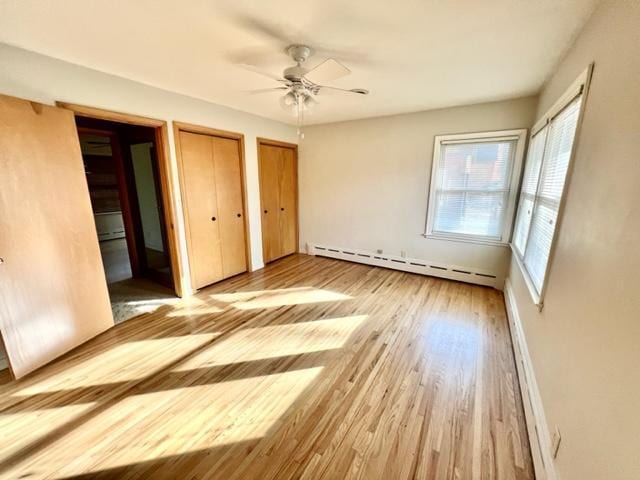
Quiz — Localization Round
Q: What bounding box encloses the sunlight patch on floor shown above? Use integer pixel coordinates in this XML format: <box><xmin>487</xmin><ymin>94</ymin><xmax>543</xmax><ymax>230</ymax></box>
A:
<box><xmin>173</xmin><ymin>315</ymin><xmax>368</xmax><ymax>372</ymax></box>
<box><xmin>123</xmin><ymin>297</ymin><xmax>182</xmax><ymax>316</ymax></box>
<box><xmin>15</xmin><ymin>334</ymin><xmax>219</xmax><ymax>395</ymax></box>
<box><xmin>167</xmin><ymin>306</ymin><xmax>224</xmax><ymax>317</ymax></box>
<box><xmin>210</xmin><ymin>286</ymin><xmax>351</xmax><ymax>310</ymax></box>
<box><xmin>0</xmin><ymin>402</ymin><xmax>97</xmax><ymax>463</ymax></box>
<box><xmin>108</xmin><ymin>278</ymin><xmax>179</xmax><ymax>324</ymax></box>
<box><xmin>14</xmin><ymin>368</ymin><xmax>324</xmax><ymax>479</ymax></box>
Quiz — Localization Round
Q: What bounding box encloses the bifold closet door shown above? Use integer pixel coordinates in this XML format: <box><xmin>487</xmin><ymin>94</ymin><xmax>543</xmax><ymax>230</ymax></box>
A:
<box><xmin>278</xmin><ymin>146</ymin><xmax>297</xmax><ymax>256</ymax></box>
<box><xmin>0</xmin><ymin>94</ymin><xmax>114</xmax><ymax>379</ymax></box>
<box><xmin>259</xmin><ymin>142</ymin><xmax>298</xmax><ymax>263</ymax></box>
<box><xmin>259</xmin><ymin>144</ymin><xmax>282</xmax><ymax>263</ymax></box>
<box><xmin>178</xmin><ymin>131</ymin><xmax>224</xmax><ymax>289</ymax></box>
<box><xmin>212</xmin><ymin>137</ymin><xmax>247</xmax><ymax>278</ymax></box>
<box><xmin>178</xmin><ymin>130</ymin><xmax>247</xmax><ymax>290</ymax></box>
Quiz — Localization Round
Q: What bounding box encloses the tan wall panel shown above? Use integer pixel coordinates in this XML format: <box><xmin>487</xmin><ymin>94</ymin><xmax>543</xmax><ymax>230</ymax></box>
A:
<box><xmin>0</xmin><ymin>94</ymin><xmax>113</xmax><ymax>378</ymax></box>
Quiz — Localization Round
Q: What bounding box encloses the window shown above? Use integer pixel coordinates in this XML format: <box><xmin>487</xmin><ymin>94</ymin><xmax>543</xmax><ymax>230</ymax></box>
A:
<box><xmin>512</xmin><ymin>66</ymin><xmax>591</xmax><ymax>305</ymax></box>
<box><xmin>425</xmin><ymin>130</ymin><xmax>527</xmax><ymax>245</ymax></box>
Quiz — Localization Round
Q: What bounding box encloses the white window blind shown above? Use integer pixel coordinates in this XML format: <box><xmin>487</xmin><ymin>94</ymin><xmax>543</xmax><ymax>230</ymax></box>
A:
<box><xmin>512</xmin><ymin>127</ymin><xmax>547</xmax><ymax>254</ymax></box>
<box><xmin>426</xmin><ymin>130</ymin><xmax>526</xmax><ymax>245</ymax></box>
<box><xmin>512</xmin><ymin>94</ymin><xmax>583</xmax><ymax>299</ymax></box>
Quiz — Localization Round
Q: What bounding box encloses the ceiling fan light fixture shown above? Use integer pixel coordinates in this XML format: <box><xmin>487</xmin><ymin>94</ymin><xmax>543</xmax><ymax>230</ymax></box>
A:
<box><xmin>303</xmin><ymin>94</ymin><xmax>317</xmax><ymax>111</ymax></box>
<box><xmin>243</xmin><ymin>44</ymin><xmax>370</xmax><ymax>137</ymax></box>
<box><xmin>279</xmin><ymin>94</ymin><xmax>298</xmax><ymax>116</ymax></box>
<box><xmin>238</xmin><ymin>43</ymin><xmax>369</xmax><ymax>133</ymax></box>
<box><xmin>282</xmin><ymin>91</ymin><xmax>296</xmax><ymax>106</ymax></box>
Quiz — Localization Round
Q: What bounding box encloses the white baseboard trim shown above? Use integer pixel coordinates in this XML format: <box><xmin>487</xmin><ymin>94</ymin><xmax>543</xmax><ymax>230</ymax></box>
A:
<box><xmin>308</xmin><ymin>243</ymin><xmax>502</xmax><ymax>288</ymax></box>
<box><xmin>504</xmin><ymin>279</ymin><xmax>557</xmax><ymax>480</ymax></box>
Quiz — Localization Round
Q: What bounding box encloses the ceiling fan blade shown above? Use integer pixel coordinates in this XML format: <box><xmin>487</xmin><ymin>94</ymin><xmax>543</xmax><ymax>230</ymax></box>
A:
<box><xmin>305</xmin><ymin>58</ymin><xmax>351</xmax><ymax>84</ymax></box>
<box><xmin>317</xmin><ymin>85</ymin><xmax>369</xmax><ymax>95</ymax></box>
<box><xmin>238</xmin><ymin>63</ymin><xmax>286</xmax><ymax>83</ymax></box>
<box><xmin>246</xmin><ymin>87</ymin><xmax>288</xmax><ymax>95</ymax></box>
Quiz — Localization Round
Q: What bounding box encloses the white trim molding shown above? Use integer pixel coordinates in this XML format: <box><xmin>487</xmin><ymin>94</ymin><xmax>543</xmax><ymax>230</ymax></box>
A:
<box><xmin>504</xmin><ymin>279</ymin><xmax>557</xmax><ymax>480</ymax></box>
<box><xmin>509</xmin><ymin>64</ymin><xmax>594</xmax><ymax>309</ymax></box>
<box><xmin>510</xmin><ymin>245</ymin><xmax>542</xmax><ymax>307</ymax></box>
<box><xmin>309</xmin><ymin>243</ymin><xmax>503</xmax><ymax>288</ymax></box>
<box><xmin>425</xmin><ymin>129</ymin><xmax>528</xmax><ymax>246</ymax></box>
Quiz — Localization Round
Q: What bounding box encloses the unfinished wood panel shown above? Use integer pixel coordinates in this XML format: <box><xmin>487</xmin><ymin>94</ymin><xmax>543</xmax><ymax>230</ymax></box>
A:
<box><xmin>0</xmin><ymin>94</ymin><xmax>113</xmax><ymax>379</ymax></box>
<box><xmin>259</xmin><ymin>144</ymin><xmax>282</xmax><ymax>263</ymax></box>
<box><xmin>178</xmin><ymin>131</ymin><xmax>223</xmax><ymax>289</ymax></box>
<box><xmin>212</xmin><ymin>136</ymin><xmax>247</xmax><ymax>278</ymax></box>
<box><xmin>278</xmin><ymin>146</ymin><xmax>297</xmax><ymax>257</ymax></box>
<box><xmin>0</xmin><ymin>255</ymin><xmax>534</xmax><ymax>479</ymax></box>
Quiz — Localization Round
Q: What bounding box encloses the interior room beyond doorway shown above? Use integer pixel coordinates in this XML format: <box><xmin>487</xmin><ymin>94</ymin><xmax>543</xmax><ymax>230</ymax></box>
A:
<box><xmin>77</xmin><ymin>116</ymin><xmax>178</xmax><ymax>323</ymax></box>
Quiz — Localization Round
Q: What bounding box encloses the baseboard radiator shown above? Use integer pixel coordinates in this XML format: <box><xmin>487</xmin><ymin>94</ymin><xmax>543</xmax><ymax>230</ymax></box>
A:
<box><xmin>309</xmin><ymin>243</ymin><xmax>500</xmax><ymax>288</ymax></box>
<box><xmin>504</xmin><ymin>279</ymin><xmax>555</xmax><ymax>480</ymax></box>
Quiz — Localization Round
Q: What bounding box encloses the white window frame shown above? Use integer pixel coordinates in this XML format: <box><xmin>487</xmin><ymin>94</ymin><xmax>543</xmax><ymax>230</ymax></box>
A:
<box><xmin>511</xmin><ymin>65</ymin><xmax>593</xmax><ymax>308</ymax></box>
<box><xmin>424</xmin><ymin>129</ymin><xmax>528</xmax><ymax>246</ymax></box>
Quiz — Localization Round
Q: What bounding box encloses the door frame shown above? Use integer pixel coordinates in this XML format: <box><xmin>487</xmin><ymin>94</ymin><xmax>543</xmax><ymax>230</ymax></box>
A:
<box><xmin>257</xmin><ymin>137</ymin><xmax>299</xmax><ymax>263</ymax></box>
<box><xmin>57</xmin><ymin>102</ymin><xmax>185</xmax><ymax>297</ymax></box>
<box><xmin>173</xmin><ymin>121</ymin><xmax>251</xmax><ymax>284</ymax></box>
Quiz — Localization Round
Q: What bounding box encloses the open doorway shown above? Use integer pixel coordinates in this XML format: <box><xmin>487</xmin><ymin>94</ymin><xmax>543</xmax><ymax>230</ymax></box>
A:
<box><xmin>77</xmin><ymin>116</ymin><xmax>179</xmax><ymax>323</ymax></box>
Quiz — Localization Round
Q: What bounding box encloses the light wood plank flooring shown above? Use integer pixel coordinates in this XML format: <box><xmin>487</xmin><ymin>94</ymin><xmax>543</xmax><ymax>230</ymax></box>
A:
<box><xmin>0</xmin><ymin>254</ymin><xmax>534</xmax><ymax>479</ymax></box>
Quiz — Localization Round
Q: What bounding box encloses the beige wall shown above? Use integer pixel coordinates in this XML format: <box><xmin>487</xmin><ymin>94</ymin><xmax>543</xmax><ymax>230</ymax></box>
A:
<box><xmin>299</xmin><ymin>96</ymin><xmax>537</xmax><ymax>280</ymax></box>
<box><xmin>507</xmin><ymin>1</ymin><xmax>640</xmax><ymax>479</ymax></box>
<box><xmin>0</xmin><ymin>43</ymin><xmax>298</xmax><ymax>294</ymax></box>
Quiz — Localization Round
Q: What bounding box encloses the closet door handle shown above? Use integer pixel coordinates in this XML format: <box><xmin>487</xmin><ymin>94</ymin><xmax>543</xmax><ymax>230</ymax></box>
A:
<box><xmin>264</xmin><ymin>209</ymin><xmax>268</xmax><ymax>214</ymax></box>
<box><xmin>211</xmin><ymin>216</ymin><xmax>216</xmax><ymax>221</ymax></box>
<box><xmin>237</xmin><ymin>213</ymin><xmax>242</xmax><ymax>218</ymax></box>
<box><xmin>280</xmin><ymin>207</ymin><xmax>285</xmax><ymax>211</ymax></box>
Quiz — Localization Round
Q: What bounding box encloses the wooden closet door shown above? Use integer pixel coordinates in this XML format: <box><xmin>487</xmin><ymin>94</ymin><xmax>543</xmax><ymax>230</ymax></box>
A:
<box><xmin>259</xmin><ymin>144</ymin><xmax>282</xmax><ymax>263</ymax></box>
<box><xmin>178</xmin><ymin>131</ymin><xmax>223</xmax><ymax>289</ymax></box>
<box><xmin>212</xmin><ymin>137</ymin><xmax>247</xmax><ymax>278</ymax></box>
<box><xmin>0</xmin><ymin>94</ymin><xmax>113</xmax><ymax>379</ymax></box>
<box><xmin>279</xmin><ymin>147</ymin><xmax>298</xmax><ymax>257</ymax></box>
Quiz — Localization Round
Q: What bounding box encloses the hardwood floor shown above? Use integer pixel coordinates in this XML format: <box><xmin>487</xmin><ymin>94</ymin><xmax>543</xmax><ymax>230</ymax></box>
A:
<box><xmin>0</xmin><ymin>254</ymin><xmax>534</xmax><ymax>479</ymax></box>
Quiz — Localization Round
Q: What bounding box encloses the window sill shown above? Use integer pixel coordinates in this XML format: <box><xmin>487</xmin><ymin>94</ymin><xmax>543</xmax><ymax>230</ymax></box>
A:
<box><xmin>422</xmin><ymin>233</ymin><xmax>510</xmax><ymax>247</ymax></box>
<box><xmin>509</xmin><ymin>244</ymin><xmax>544</xmax><ymax>310</ymax></box>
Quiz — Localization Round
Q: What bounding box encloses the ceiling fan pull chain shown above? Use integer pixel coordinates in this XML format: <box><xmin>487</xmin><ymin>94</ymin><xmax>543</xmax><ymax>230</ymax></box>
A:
<box><xmin>297</xmin><ymin>94</ymin><xmax>305</xmax><ymax>139</ymax></box>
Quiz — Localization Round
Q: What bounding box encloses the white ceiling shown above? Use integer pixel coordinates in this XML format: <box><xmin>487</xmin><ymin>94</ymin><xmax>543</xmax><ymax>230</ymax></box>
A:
<box><xmin>0</xmin><ymin>0</ymin><xmax>599</xmax><ymax>125</ymax></box>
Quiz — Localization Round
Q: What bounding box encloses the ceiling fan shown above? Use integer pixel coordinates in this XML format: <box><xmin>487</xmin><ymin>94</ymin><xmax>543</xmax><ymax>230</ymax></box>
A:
<box><xmin>242</xmin><ymin>44</ymin><xmax>369</xmax><ymax>136</ymax></box>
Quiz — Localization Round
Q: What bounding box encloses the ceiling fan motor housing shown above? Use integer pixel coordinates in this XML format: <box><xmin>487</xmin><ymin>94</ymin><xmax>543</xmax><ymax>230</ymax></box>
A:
<box><xmin>244</xmin><ymin>43</ymin><xmax>368</xmax><ymax>130</ymax></box>
<box><xmin>284</xmin><ymin>45</ymin><xmax>314</xmax><ymax>82</ymax></box>
<box><xmin>283</xmin><ymin>65</ymin><xmax>308</xmax><ymax>82</ymax></box>
<box><xmin>287</xmin><ymin>44</ymin><xmax>313</xmax><ymax>64</ymax></box>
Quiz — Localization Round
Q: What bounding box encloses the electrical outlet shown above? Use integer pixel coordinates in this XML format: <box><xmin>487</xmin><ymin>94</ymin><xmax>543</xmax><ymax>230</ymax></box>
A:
<box><xmin>400</xmin><ymin>250</ymin><xmax>407</xmax><ymax>258</ymax></box>
<box><xmin>376</xmin><ymin>249</ymin><xmax>383</xmax><ymax>254</ymax></box>
<box><xmin>551</xmin><ymin>427</ymin><xmax>562</xmax><ymax>458</ymax></box>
